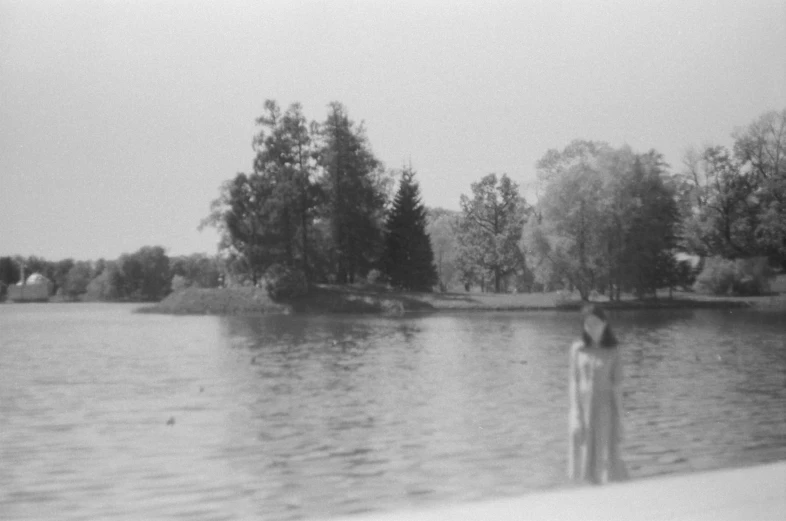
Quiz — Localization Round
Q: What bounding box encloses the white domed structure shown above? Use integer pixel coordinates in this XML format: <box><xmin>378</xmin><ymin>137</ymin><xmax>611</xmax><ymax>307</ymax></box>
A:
<box><xmin>25</xmin><ymin>273</ymin><xmax>50</xmax><ymax>286</ymax></box>
<box><xmin>8</xmin><ymin>272</ymin><xmax>52</xmax><ymax>302</ymax></box>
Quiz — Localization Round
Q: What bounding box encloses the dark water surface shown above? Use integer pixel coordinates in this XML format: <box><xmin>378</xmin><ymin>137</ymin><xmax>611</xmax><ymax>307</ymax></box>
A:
<box><xmin>1</xmin><ymin>303</ymin><xmax>784</xmax><ymax>520</ymax></box>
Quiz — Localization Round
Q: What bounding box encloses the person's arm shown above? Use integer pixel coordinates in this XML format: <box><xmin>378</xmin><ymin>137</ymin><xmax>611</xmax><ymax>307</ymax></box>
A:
<box><xmin>569</xmin><ymin>342</ymin><xmax>584</xmax><ymax>439</ymax></box>
<box><xmin>611</xmin><ymin>349</ymin><xmax>625</xmax><ymax>442</ymax></box>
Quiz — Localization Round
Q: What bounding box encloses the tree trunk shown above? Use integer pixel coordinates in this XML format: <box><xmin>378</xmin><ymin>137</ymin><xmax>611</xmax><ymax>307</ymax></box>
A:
<box><xmin>301</xmin><ymin>214</ymin><xmax>309</xmax><ymax>284</ymax></box>
<box><xmin>299</xmin><ymin>177</ymin><xmax>309</xmax><ymax>284</ymax></box>
<box><xmin>296</xmin><ymin>143</ymin><xmax>310</xmax><ymax>286</ymax></box>
<box><xmin>284</xmin><ymin>208</ymin><xmax>293</xmax><ymax>266</ymax></box>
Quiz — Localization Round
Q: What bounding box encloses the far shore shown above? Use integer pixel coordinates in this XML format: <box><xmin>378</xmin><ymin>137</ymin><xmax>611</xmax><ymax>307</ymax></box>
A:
<box><xmin>135</xmin><ymin>284</ymin><xmax>786</xmax><ymax>316</ymax></box>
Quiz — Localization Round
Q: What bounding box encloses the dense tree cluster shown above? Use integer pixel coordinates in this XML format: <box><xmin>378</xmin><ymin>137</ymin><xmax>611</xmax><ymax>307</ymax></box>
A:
<box><xmin>202</xmin><ymin>100</ymin><xmax>434</xmax><ymax>292</ymax></box>
<box><xmin>434</xmin><ymin>109</ymin><xmax>784</xmax><ymax>297</ymax></box>
<box><xmin>675</xmin><ymin>109</ymin><xmax>785</xmax><ymax>267</ymax></box>
<box><xmin>523</xmin><ymin>142</ymin><xmax>680</xmax><ymax>299</ymax></box>
<box><xmin>200</xmin><ymin>101</ymin><xmax>319</xmax><ymax>286</ymax></box>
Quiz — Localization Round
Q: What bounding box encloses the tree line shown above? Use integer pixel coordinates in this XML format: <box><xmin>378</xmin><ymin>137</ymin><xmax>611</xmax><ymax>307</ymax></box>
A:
<box><xmin>0</xmin><ymin>249</ymin><xmax>220</xmax><ymax>302</ymax></box>
<box><xmin>432</xmin><ymin>108</ymin><xmax>784</xmax><ymax>298</ymax></box>
<box><xmin>3</xmin><ymin>106</ymin><xmax>781</xmax><ymax>301</ymax></box>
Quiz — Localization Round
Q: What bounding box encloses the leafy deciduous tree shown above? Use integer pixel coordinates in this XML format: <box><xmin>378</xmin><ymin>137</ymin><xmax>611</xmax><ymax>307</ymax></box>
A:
<box><xmin>201</xmin><ymin>172</ymin><xmax>282</xmax><ymax>285</ymax></box>
<box><xmin>733</xmin><ymin>108</ymin><xmax>786</xmax><ymax>267</ymax></box>
<box><xmin>169</xmin><ymin>253</ymin><xmax>221</xmax><ymax>288</ymax></box>
<box><xmin>455</xmin><ymin>173</ymin><xmax>528</xmax><ymax>293</ymax></box>
<box><xmin>426</xmin><ymin>208</ymin><xmax>460</xmax><ymax>291</ymax></box>
<box><xmin>526</xmin><ymin>141</ymin><xmax>608</xmax><ymax>299</ymax></box>
<box><xmin>0</xmin><ymin>256</ymin><xmax>21</xmax><ymax>286</ymax></box>
<box><xmin>526</xmin><ymin>142</ymin><xmax>680</xmax><ymax>299</ymax></box>
<box><xmin>64</xmin><ymin>261</ymin><xmax>92</xmax><ymax>300</ymax></box>
<box><xmin>116</xmin><ymin>246</ymin><xmax>171</xmax><ymax>301</ymax></box>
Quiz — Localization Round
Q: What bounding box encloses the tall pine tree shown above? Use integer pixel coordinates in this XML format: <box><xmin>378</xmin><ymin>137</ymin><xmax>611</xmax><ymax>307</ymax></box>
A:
<box><xmin>317</xmin><ymin>102</ymin><xmax>386</xmax><ymax>283</ymax></box>
<box><xmin>202</xmin><ymin>100</ymin><xmax>317</xmax><ymax>285</ymax></box>
<box><xmin>253</xmin><ymin>100</ymin><xmax>316</xmax><ymax>280</ymax></box>
<box><xmin>383</xmin><ymin>167</ymin><xmax>438</xmax><ymax>291</ymax></box>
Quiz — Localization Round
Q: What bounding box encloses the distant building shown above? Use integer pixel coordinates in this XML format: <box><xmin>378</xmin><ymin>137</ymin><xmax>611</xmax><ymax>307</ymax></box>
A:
<box><xmin>675</xmin><ymin>252</ymin><xmax>701</xmax><ymax>269</ymax></box>
<box><xmin>8</xmin><ymin>273</ymin><xmax>52</xmax><ymax>302</ymax></box>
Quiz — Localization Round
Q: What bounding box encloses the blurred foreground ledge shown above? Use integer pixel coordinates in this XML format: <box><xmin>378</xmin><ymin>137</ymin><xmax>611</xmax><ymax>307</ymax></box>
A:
<box><xmin>322</xmin><ymin>461</ymin><xmax>786</xmax><ymax>521</ymax></box>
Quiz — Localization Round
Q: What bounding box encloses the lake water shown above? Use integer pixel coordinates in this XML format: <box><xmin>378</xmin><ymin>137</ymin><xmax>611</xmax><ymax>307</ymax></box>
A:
<box><xmin>1</xmin><ymin>303</ymin><xmax>784</xmax><ymax>520</ymax></box>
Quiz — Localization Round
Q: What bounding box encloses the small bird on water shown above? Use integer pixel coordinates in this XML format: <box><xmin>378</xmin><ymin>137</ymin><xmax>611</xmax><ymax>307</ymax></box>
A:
<box><xmin>166</xmin><ymin>416</ymin><xmax>175</xmax><ymax>426</ymax></box>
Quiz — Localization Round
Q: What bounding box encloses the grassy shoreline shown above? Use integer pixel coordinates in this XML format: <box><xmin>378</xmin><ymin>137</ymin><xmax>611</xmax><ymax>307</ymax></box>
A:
<box><xmin>137</xmin><ymin>285</ymin><xmax>785</xmax><ymax>316</ymax></box>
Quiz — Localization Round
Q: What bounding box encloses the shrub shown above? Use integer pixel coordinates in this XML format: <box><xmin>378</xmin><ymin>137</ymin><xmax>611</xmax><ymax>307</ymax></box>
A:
<box><xmin>264</xmin><ymin>264</ymin><xmax>308</xmax><ymax>300</ymax></box>
<box><xmin>694</xmin><ymin>258</ymin><xmax>735</xmax><ymax>295</ymax></box>
<box><xmin>365</xmin><ymin>269</ymin><xmax>384</xmax><ymax>285</ymax></box>
<box><xmin>554</xmin><ymin>289</ymin><xmax>575</xmax><ymax>306</ymax></box>
<box><xmin>352</xmin><ymin>269</ymin><xmax>390</xmax><ymax>292</ymax></box>
<box><xmin>731</xmin><ymin>257</ymin><xmax>772</xmax><ymax>296</ymax></box>
<box><xmin>85</xmin><ymin>269</ymin><xmax>121</xmax><ymax>301</ymax></box>
<box><xmin>170</xmin><ymin>275</ymin><xmax>190</xmax><ymax>292</ymax></box>
<box><xmin>675</xmin><ymin>260</ymin><xmax>697</xmax><ymax>290</ymax></box>
<box><xmin>693</xmin><ymin>256</ymin><xmax>772</xmax><ymax>296</ymax></box>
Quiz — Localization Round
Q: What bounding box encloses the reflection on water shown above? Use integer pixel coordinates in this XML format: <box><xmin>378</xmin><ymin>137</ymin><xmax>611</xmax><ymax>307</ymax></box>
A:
<box><xmin>0</xmin><ymin>304</ymin><xmax>784</xmax><ymax>520</ymax></box>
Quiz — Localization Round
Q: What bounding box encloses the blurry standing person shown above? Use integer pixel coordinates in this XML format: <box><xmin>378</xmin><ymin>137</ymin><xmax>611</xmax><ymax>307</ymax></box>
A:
<box><xmin>568</xmin><ymin>304</ymin><xmax>628</xmax><ymax>484</ymax></box>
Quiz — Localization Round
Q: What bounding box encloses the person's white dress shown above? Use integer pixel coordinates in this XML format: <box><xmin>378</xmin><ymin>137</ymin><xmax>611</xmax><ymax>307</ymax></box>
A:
<box><xmin>568</xmin><ymin>340</ymin><xmax>628</xmax><ymax>484</ymax></box>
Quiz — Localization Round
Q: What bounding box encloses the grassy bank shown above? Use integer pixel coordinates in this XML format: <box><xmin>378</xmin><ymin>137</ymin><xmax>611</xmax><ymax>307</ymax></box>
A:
<box><xmin>138</xmin><ymin>284</ymin><xmax>784</xmax><ymax>316</ymax></box>
<box><xmin>137</xmin><ymin>287</ymin><xmax>290</xmax><ymax>315</ymax></box>
<box><xmin>137</xmin><ymin>285</ymin><xmax>436</xmax><ymax>315</ymax></box>
<box><xmin>382</xmin><ymin>288</ymin><xmax>782</xmax><ymax>311</ymax></box>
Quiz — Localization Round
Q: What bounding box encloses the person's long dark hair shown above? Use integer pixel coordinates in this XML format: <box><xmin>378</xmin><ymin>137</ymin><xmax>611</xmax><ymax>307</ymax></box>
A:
<box><xmin>581</xmin><ymin>304</ymin><xmax>618</xmax><ymax>348</ymax></box>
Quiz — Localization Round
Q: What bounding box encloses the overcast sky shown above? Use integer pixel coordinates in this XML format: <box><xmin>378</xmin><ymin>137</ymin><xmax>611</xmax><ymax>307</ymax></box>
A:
<box><xmin>2</xmin><ymin>0</ymin><xmax>784</xmax><ymax>260</ymax></box>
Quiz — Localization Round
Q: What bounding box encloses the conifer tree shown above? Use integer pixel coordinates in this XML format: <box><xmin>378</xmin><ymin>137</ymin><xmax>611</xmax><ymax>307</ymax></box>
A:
<box><xmin>253</xmin><ymin>100</ymin><xmax>316</xmax><ymax>280</ymax></box>
<box><xmin>383</xmin><ymin>167</ymin><xmax>438</xmax><ymax>291</ymax></box>
<box><xmin>317</xmin><ymin>102</ymin><xmax>387</xmax><ymax>283</ymax></box>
